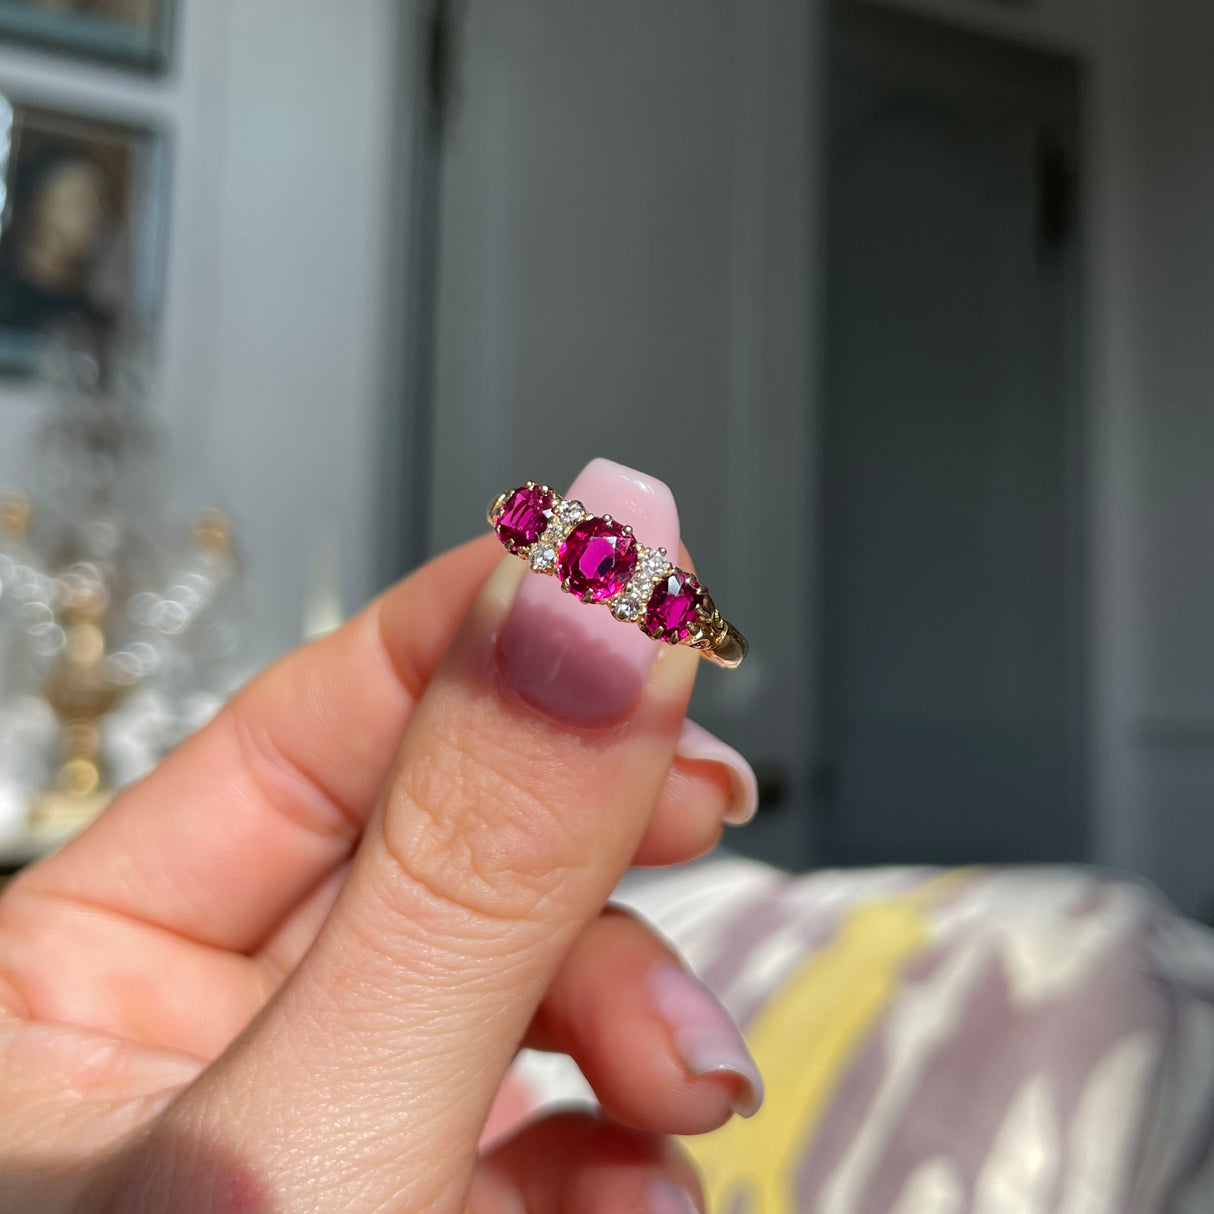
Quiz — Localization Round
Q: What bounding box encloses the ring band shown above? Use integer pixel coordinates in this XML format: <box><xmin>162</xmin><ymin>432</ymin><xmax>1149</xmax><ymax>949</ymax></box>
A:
<box><xmin>488</xmin><ymin>482</ymin><xmax>747</xmax><ymax>669</ymax></box>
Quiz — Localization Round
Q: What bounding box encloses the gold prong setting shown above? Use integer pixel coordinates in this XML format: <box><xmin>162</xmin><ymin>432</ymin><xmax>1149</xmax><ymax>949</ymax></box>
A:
<box><xmin>538</xmin><ymin>497</ymin><xmax>587</xmax><ymax>552</ymax></box>
<box><xmin>529</xmin><ymin>544</ymin><xmax>557</xmax><ymax>573</ymax></box>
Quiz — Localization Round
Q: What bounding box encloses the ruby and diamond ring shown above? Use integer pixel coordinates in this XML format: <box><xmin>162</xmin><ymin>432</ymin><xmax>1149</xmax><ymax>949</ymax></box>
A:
<box><xmin>488</xmin><ymin>482</ymin><xmax>747</xmax><ymax>669</ymax></box>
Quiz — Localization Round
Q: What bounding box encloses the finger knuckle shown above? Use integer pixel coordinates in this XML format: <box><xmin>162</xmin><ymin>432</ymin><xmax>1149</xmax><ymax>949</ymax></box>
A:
<box><xmin>378</xmin><ymin>717</ymin><xmax>590</xmax><ymax>929</ymax></box>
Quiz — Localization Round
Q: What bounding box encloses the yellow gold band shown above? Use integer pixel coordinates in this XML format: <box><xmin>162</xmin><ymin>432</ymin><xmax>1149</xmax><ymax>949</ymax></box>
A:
<box><xmin>489</xmin><ymin>483</ymin><xmax>747</xmax><ymax>670</ymax></box>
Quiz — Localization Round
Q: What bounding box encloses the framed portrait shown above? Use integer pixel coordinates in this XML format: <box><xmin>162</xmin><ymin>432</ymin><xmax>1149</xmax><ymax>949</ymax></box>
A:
<box><xmin>0</xmin><ymin>0</ymin><xmax>174</xmax><ymax>74</ymax></box>
<box><xmin>0</xmin><ymin>96</ymin><xmax>169</xmax><ymax>376</ymax></box>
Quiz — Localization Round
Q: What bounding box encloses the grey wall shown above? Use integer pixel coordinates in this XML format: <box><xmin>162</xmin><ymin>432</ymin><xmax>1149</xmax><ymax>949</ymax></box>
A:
<box><xmin>1110</xmin><ymin>0</ymin><xmax>1214</xmax><ymax>918</ymax></box>
<box><xmin>428</xmin><ymin>0</ymin><xmax>1214</xmax><ymax>914</ymax></box>
<box><xmin>818</xmin><ymin>0</ymin><xmax>1214</xmax><ymax>915</ymax></box>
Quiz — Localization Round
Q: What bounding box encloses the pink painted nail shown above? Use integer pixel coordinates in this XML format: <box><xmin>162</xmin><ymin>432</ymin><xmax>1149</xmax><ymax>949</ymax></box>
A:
<box><xmin>497</xmin><ymin>459</ymin><xmax>681</xmax><ymax>726</ymax></box>
<box><xmin>676</xmin><ymin>720</ymin><xmax>759</xmax><ymax>826</ymax></box>
<box><xmin>645</xmin><ymin>1177</ymin><xmax>700</xmax><ymax>1214</ymax></box>
<box><xmin>647</xmin><ymin>963</ymin><xmax>764</xmax><ymax>1118</ymax></box>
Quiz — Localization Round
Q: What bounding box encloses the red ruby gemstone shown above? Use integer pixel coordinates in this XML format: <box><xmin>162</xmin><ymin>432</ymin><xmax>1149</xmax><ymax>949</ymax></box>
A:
<box><xmin>558</xmin><ymin>518</ymin><xmax>638</xmax><ymax>601</ymax></box>
<box><xmin>643</xmin><ymin>571</ymin><xmax>702</xmax><ymax>642</ymax></box>
<box><xmin>496</xmin><ymin>485</ymin><xmax>554</xmax><ymax>553</ymax></box>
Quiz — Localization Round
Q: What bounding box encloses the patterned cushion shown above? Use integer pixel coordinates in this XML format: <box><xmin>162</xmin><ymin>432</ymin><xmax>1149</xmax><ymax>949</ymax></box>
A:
<box><xmin>488</xmin><ymin>859</ymin><xmax>1214</xmax><ymax>1214</ymax></box>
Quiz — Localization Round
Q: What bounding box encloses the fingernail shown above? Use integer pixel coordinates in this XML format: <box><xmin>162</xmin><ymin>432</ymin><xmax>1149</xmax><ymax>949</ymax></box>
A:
<box><xmin>645</xmin><ymin>1177</ymin><xmax>700</xmax><ymax>1214</ymax></box>
<box><xmin>647</xmin><ymin>963</ymin><xmax>764</xmax><ymax>1118</ymax></box>
<box><xmin>676</xmin><ymin>719</ymin><xmax>759</xmax><ymax>826</ymax></box>
<box><xmin>498</xmin><ymin>458</ymin><xmax>681</xmax><ymax>726</ymax></box>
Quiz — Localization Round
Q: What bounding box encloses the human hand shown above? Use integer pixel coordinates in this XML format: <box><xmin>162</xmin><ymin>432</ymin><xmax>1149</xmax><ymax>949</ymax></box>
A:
<box><xmin>0</xmin><ymin>459</ymin><xmax>761</xmax><ymax>1214</ymax></box>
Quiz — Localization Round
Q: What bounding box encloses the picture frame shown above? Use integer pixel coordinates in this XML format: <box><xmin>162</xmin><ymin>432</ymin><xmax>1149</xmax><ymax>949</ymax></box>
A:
<box><xmin>0</xmin><ymin>0</ymin><xmax>175</xmax><ymax>75</ymax></box>
<box><xmin>0</xmin><ymin>94</ymin><xmax>170</xmax><ymax>376</ymax></box>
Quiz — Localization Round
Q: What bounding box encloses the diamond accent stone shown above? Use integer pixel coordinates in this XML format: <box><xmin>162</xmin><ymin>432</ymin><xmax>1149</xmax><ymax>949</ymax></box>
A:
<box><xmin>611</xmin><ymin>594</ymin><xmax>642</xmax><ymax>622</ymax></box>
<box><xmin>540</xmin><ymin>497</ymin><xmax>588</xmax><ymax>546</ymax></box>
<box><xmin>640</xmin><ymin>547</ymin><xmax>671</xmax><ymax>581</ymax></box>
<box><xmin>529</xmin><ymin>544</ymin><xmax>556</xmax><ymax>572</ymax></box>
<box><xmin>613</xmin><ymin>545</ymin><xmax>672</xmax><ymax>611</ymax></box>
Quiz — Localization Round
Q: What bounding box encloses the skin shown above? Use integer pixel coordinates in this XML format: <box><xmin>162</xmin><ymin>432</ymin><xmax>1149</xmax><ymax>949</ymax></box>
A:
<box><xmin>0</xmin><ymin>532</ymin><xmax>743</xmax><ymax>1214</ymax></box>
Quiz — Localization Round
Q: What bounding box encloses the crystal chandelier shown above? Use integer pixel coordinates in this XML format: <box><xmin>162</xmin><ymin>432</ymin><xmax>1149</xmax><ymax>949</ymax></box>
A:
<box><xmin>0</xmin><ymin>325</ymin><xmax>241</xmax><ymax>852</ymax></box>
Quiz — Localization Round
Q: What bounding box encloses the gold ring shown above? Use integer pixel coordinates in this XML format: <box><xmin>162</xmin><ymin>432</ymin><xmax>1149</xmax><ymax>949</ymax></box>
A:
<box><xmin>488</xmin><ymin>482</ymin><xmax>747</xmax><ymax>669</ymax></box>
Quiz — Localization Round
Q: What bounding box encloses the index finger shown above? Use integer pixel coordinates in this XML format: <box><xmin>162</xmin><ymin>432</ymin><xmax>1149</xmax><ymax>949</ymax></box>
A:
<box><xmin>15</xmin><ymin>534</ymin><xmax>502</xmax><ymax>954</ymax></box>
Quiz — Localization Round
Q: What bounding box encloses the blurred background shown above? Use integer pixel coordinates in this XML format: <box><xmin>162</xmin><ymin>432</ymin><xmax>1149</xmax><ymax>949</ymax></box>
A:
<box><xmin>0</xmin><ymin>0</ymin><xmax>1210</xmax><ymax>923</ymax></box>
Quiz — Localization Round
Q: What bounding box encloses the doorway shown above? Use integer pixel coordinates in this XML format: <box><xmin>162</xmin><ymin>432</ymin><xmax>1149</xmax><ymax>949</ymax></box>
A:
<box><xmin>817</xmin><ymin>2</ymin><xmax>1086</xmax><ymax>866</ymax></box>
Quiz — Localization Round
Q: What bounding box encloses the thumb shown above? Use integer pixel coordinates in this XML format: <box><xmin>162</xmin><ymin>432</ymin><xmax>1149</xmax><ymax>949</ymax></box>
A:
<box><xmin>125</xmin><ymin>460</ymin><xmax>703</xmax><ymax>1214</ymax></box>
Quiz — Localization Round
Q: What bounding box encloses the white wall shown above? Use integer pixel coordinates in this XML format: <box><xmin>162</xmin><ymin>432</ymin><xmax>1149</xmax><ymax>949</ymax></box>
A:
<box><xmin>0</xmin><ymin>0</ymin><xmax>405</xmax><ymax>665</ymax></box>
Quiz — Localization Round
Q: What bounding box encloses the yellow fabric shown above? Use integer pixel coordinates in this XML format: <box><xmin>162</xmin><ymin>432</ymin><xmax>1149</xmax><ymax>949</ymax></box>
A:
<box><xmin>684</xmin><ymin>875</ymin><xmax>966</xmax><ymax>1213</ymax></box>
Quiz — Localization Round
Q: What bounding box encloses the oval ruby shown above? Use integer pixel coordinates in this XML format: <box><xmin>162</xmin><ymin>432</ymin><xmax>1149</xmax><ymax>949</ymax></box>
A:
<box><xmin>558</xmin><ymin>517</ymin><xmax>638</xmax><ymax>601</ymax></box>
<box><xmin>496</xmin><ymin>485</ymin><xmax>554</xmax><ymax>553</ymax></box>
<box><xmin>642</xmin><ymin>571</ymin><xmax>702</xmax><ymax>642</ymax></box>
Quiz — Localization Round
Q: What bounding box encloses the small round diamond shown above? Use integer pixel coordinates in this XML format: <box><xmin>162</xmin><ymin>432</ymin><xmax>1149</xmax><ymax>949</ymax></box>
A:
<box><xmin>530</xmin><ymin>545</ymin><xmax>556</xmax><ymax>572</ymax></box>
<box><xmin>640</xmin><ymin>547</ymin><xmax>670</xmax><ymax>580</ymax></box>
<box><xmin>611</xmin><ymin>594</ymin><xmax>642</xmax><ymax>622</ymax></box>
<box><xmin>642</xmin><ymin>571</ymin><xmax>703</xmax><ymax>642</ymax></box>
<box><xmin>541</xmin><ymin>498</ymin><xmax>588</xmax><ymax>547</ymax></box>
<box><xmin>495</xmin><ymin>485</ymin><xmax>554</xmax><ymax>553</ymax></box>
